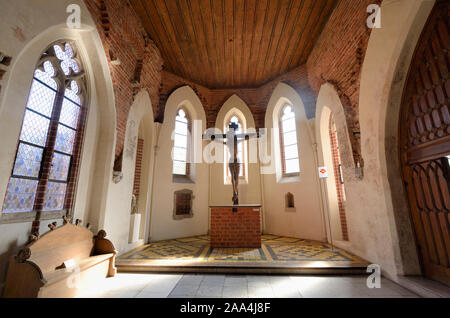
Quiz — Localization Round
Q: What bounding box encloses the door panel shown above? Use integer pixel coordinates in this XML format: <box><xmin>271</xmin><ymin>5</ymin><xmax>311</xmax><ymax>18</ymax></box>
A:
<box><xmin>400</xmin><ymin>0</ymin><xmax>449</xmax><ymax>285</ymax></box>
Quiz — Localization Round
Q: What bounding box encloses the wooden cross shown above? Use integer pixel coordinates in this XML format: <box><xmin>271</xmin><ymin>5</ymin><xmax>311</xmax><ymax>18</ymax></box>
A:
<box><xmin>202</xmin><ymin>123</ymin><xmax>260</xmax><ymax>205</ymax></box>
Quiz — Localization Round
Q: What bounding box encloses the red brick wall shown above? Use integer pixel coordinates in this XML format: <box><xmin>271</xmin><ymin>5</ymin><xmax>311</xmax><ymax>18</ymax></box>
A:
<box><xmin>307</xmin><ymin>0</ymin><xmax>382</xmax><ymax>167</ymax></box>
<box><xmin>329</xmin><ymin>115</ymin><xmax>348</xmax><ymax>241</ymax></box>
<box><xmin>132</xmin><ymin>138</ymin><xmax>144</xmax><ymax>197</ymax></box>
<box><xmin>210</xmin><ymin>207</ymin><xmax>261</xmax><ymax>248</ymax></box>
<box><xmin>83</xmin><ymin>0</ymin><xmax>163</xmax><ymax>170</ymax></box>
<box><xmin>158</xmin><ymin>65</ymin><xmax>317</xmax><ymax>130</ymax></box>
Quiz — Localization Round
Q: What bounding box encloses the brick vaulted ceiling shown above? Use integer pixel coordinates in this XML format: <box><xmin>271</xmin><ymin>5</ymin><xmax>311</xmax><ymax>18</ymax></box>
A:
<box><xmin>130</xmin><ymin>0</ymin><xmax>338</xmax><ymax>89</ymax></box>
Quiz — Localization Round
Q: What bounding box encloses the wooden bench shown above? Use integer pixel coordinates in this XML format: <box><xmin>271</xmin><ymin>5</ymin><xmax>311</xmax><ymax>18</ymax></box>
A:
<box><xmin>3</xmin><ymin>220</ymin><xmax>117</xmax><ymax>298</ymax></box>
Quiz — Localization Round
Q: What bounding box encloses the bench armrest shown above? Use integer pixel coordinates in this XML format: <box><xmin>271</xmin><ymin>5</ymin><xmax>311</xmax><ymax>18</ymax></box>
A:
<box><xmin>93</xmin><ymin>230</ymin><xmax>117</xmax><ymax>277</ymax></box>
<box><xmin>3</xmin><ymin>254</ymin><xmax>46</xmax><ymax>298</ymax></box>
<box><xmin>93</xmin><ymin>230</ymin><xmax>117</xmax><ymax>255</ymax></box>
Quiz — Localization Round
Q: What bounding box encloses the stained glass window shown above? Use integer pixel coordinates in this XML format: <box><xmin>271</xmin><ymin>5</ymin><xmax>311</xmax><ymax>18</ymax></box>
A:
<box><xmin>49</xmin><ymin>153</ymin><xmax>71</xmax><ymax>181</ymax></box>
<box><xmin>60</xmin><ymin>99</ymin><xmax>81</xmax><ymax>129</ymax></box>
<box><xmin>54</xmin><ymin>43</ymin><xmax>80</xmax><ymax>75</ymax></box>
<box><xmin>19</xmin><ymin>110</ymin><xmax>51</xmax><ymax>146</ymax></box>
<box><xmin>280</xmin><ymin>105</ymin><xmax>300</xmax><ymax>175</ymax></box>
<box><xmin>172</xmin><ymin>109</ymin><xmax>189</xmax><ymax>175</ymax></box>
<box><xmin>3</xmin><ymin>178</ymin><xmax>39</xmax><ymax>213</ymax></box>
<box><xmin>54</xmin><ymin>124</ymin><xmax>76</xmax><ymax>154</ymax></box>
<box><xmin>12</xmin><ymin>144</ymin><xmax>43</xmax><ymax>178</ymax></box>
<box><xmin>43</xmin><ymin>182</ymin><xmax>67</xmax><ymax>211</ymax></box>
<box><xmin>2</xmin><ymin>42</ymin><xmax>86</xmax><ymax>214</ymax></box>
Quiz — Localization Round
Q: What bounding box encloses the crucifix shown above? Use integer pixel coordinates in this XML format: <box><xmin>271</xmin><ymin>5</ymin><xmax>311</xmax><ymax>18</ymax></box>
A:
<box><xmin>203</xmin><ymin>123</ymin><xmax>260</xmax><ymax>205</ymax></box>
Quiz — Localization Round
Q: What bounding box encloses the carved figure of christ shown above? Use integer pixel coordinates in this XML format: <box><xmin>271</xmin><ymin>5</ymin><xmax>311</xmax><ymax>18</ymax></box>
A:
<box><xmin>203</xmin><ymin>122</ymin><xmax>258</xmax><ymax>205</ymax></box>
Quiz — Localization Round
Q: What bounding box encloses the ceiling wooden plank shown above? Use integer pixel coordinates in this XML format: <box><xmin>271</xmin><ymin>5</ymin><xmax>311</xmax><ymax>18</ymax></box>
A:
<box><xmin>145</xmin><ymin>0</ymin><xmax>189</xmax><ymax>78</ymax></box>
<box><xmin>262</xmin><ymin>0</ymin><xmax>293</xmax><ymax>84</ymax></box>
<box><xmin>280</xmin><ymin>0</ymin><xmax>316</xmax><ymax>74</ymax></box>
<box><xmin>240</xmin><ymin>0</ymin><xmax>257</xmax><ymax>87</ymax></box>
<box><xmin>224</xmin><ymin>0</ymin><xmax>235</xmax><ymax>88</ymax></box>
<box><xmin>288</xmin><ymin>0</ymin><xmax>325</xmax><ymax>69</ymax></box>
<box><xmin>254</xmin><ymin>0</ymin><xmax>282</xmax><ymax>85</ymax></box>
<box><xmin>269</xmin><ymin>0</ymin><xmax>304</xmax><ymax>79</ymax></box>
<box><xmin>295</xmin><ymin>0</ymin><xmax>329</xmax><ymax>65</ymax></box>
<box><xmin>164</xmin><ymin>0</ymin><xmax>199</xmax><ymax>79</ymax></box>
<box><xmin>197</xmin><ymin>0</ymin><xmax>220</xmax><ymax>87</ymax></box>
<box><xmin>129</xmin><ymin>0</ymin><xmax>337</xmax><ymax>88</ymax></box>
<box><xmin>152</xmin><ymin>0</ymin><xmax>192</xmax><ymax>75</ymax></box>
<box><xmin>251</xmin><ymin>0</ymin><xmax>279</xmax><ymax>85</ymax></box>
<box><xmin>298</xmin><ymin>0</ymin><xmax>338</xmax><ymax>66</ymax></box>
<box><xmin>186</xmin><ymin>0</ymin><xmax>215</xmax><ymax>86</ymax></box>
<box><xmin>211</xmin><ymin>0</ymin><xmax>226</xmax><ymax>87</ymax></box>
<box><xmin>246</xmin><ymin>0</ymin><xmax>269</xmax><ymax>88</ymax></box>
<box><xmin>131</xmin><ymin>0</ymin><xmax>179</xmax><ymax>75</ymax></box>
<box><xmin>243</xmin><ymin>0</ymin><xmax>261</xmax><ymax>87</ymax></box>
<box><xmin>233</xmin><ymin>0</ymin><xmax>245</xmax><ymax>87</ymax></box>
<box><xmin>275</xmin><ymin>0</ymin><xmax>307</xmax><ymax>77</ymax></box>
<box><xmin>177</xmin><ymin>0</ymin><xmax>210</xmax><ymax>84</ymax></box>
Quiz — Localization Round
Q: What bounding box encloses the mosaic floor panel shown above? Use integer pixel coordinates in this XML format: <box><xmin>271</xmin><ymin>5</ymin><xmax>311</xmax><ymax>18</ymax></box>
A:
<box><xmin>117</xmin><ymin>235</ymin><xmax>368</xmax><ymax>269</ymax></box>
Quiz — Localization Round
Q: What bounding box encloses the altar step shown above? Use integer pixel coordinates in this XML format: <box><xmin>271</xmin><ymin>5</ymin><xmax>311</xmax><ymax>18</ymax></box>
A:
<box><xmin>116</xmin><ymin>235</ymin><xmax>369</xmax><ymax>275</ymax></box>
<box><xmin>116</xmin><ymin>263</ymin><xmax>369</xmax><ymax>275</ymax></box>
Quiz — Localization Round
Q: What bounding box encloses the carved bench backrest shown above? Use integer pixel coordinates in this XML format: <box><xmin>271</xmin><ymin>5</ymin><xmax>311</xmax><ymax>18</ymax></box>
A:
<box><xmin>27</xmin><ymin>224</ymin><xmax>94</xmax><ymax>274</ymax></box>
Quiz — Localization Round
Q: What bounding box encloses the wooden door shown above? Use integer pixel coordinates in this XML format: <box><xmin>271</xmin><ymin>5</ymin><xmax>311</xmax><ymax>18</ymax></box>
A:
<box><xmin>399</xmin><ymin>0</ymin><xmax>449</xmax><ymax>286</ymax></box>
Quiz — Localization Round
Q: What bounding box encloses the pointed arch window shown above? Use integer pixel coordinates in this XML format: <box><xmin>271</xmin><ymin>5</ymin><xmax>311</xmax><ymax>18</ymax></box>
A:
<box><xmin>225</xmin><ymin>115</ymin><xmax>246</xmax><ymax>179</ymax></box>
<box><xmin>2</xmin><ymin>42</ymin><xmax>87</xmax><ymax>214</ymax></box>
<box><xmin>279</xmin><ymin>105</ymin><xmax>300</xmax><ymax>176</ymax></box>
<box><xmin>172</xmin><ymin>108</ymin><xmax>191</xmax><ymax>176</ymax></box>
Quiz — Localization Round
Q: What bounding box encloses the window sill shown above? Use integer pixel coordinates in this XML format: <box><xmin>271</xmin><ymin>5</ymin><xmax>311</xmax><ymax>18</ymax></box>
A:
<box><xmin>173</xmin><ymin>213</ymin><xmax>194</xmax><ymax>220</ymax></box>
<box><xmin>172</xmin><ymin>174</ymin><xmax>195</xmax><ymax>184</ymax></box>
<box><xmin>278</xmin><ymin>173</ymin><xmax>301</xmax><ymax>184</ymax></box>
<box><xmin>283</xmin><ymin>172</ymin><xmax>300</xmax><ymax>178</ymax></box>
<box><xmin>0</xmin><ymin>210</ymin><xmax>65</xmax><ymax>224</ymax></box>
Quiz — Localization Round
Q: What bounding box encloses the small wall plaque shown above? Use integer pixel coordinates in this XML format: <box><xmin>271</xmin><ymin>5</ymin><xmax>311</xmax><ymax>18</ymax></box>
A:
<box><xmin>318</xmin><ymin>166</ymin><xmax>329</xmax><ymax>179</ymax></box>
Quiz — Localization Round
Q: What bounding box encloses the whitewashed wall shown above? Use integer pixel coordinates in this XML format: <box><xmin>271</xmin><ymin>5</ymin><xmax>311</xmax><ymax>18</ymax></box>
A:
<box><xmin>150</xmin><ymin>86</ymin><xmax>209</xmax><ymax>241</ymax></box>
<box><xmin>102</xmin><ymin>91</ymin><xmax>156</xmax><ymax>253</ymax></box>
<box><xmin>262</xmin><ymin>83</ymin><xmax>326</xmax><ymax>241</ymax></box>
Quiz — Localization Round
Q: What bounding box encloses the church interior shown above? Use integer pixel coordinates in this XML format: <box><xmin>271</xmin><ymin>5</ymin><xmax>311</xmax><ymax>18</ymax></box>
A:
<box><xmin>0</xmin><ymin>0</ymin><xmax>449</xmax><ymax>299</ymax></box>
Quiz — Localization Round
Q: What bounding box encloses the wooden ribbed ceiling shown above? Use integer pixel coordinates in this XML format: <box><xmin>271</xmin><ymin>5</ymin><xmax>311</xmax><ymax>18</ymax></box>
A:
<box><xmin>130</xmin><ymin>0</ymin><xmax>338</xmax><ymax>89</ymax></box>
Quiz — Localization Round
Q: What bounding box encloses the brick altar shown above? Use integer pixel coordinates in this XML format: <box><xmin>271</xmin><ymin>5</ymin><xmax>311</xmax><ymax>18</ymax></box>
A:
<box><xmin>209</xmin><ymin>205</ymin><xmax>261</xmax><ymax>248</ymax></box>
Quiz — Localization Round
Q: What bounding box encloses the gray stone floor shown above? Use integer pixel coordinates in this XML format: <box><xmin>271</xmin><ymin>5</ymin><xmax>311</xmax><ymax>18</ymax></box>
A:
<box><xmin>77</xmin><ymin>273</ymin><xmax>420</xmax><ymax>298</ymax></box>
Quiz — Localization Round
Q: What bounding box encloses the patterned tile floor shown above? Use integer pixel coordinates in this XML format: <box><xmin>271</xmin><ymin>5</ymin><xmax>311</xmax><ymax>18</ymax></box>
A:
<box><xmin>117</xmin><ymin>235</ymin><xmax>368</xmax><ymax>269</ymax></box>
